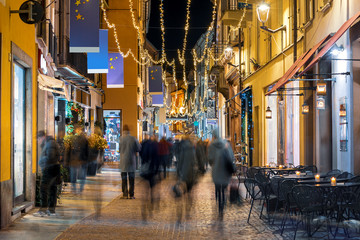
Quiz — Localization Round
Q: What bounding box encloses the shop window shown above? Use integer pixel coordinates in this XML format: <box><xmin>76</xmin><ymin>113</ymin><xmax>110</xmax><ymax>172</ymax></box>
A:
<box><xmin>103</xmin><ymin>110</ymin><xmax>122</xmax><ymax>162</ymax></box>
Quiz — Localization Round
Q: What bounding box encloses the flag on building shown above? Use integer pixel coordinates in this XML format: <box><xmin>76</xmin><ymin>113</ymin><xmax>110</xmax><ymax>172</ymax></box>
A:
<box><xmin>148</xmin><ymin>66</ymin><xmax>163</xmax><ymax>94</ymax></box>
<box><xmin>70</xmin><ymin>0</ymin><xmax>99</xmax><ymax>53</ymax></box>
<box><xmin>87</xmin><ymin>29</ymin><xmax>108</xmax><ymax>73</ymax></box>
<box><xmin>152</xmin><ymin>94</ymin><xmax>164</xmax><ymax>106</ymax></box>
<box><xmin>107</xmin><ymin>53</ymin><xmax>124</xmax><ymax>88</ymax></box>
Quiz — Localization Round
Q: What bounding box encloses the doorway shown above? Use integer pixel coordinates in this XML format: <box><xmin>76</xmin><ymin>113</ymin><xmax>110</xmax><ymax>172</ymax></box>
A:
<box><xmin>13</xmin><ymin>62</ymin><xmax>26</xmax><ymax>203</ymax></box>
<box><xmin>103</xmin><ymin>110</ymin><xmax>122</xmax><ymax>162</ymax></box>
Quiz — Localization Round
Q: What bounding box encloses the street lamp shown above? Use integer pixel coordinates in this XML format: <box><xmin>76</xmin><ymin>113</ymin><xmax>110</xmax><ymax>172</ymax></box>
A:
<box><xmin>265</xmin><ymin>106</ymin><xmax>272</xmax><ymax>119</ymax></box>
<box><xmin>302</xmin><ymin>103</ymin><xmax>309</xmax><ymax>114</ymax></box>
<box><xmin>256</xmin><ymin>2</ymin><xmax>286</xmax><ymax>33</ymax></box>
<box><xmin>256</xmin><ymin>2</ymin><xmax>270</xmax><ymax>25</ymax></box>
<box><xmin>224</xmin><ymin>46</ymin><xmax>233</xmax><ymax>60</ymax></box>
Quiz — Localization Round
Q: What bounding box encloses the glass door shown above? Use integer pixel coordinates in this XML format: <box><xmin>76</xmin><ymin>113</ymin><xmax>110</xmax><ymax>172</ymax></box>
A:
<box><xmin>103</xmin><ymin>110</ymin><xmax>121</xmax><ymax>162</ymax></box>
<box><xmin>13</xmin><ymin>62</ymin><xmax>26</xmax><ymax>203</ymax></box>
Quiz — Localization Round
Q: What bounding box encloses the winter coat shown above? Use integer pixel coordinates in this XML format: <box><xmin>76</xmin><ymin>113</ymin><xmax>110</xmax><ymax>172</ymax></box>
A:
<box><xmin>139</xmin><ymin>139</ymin><xmax>159</xmax><ymax>177</ymax></box>
<box><xmin>195</xmin><ymin>140</ymin><xmax>207</xmax><ymax>174</ymax></box>
<box><xmin>39</xmin><ymin>136</ymin><xmax>60</xmax><ymax>170</ymax></box>
<box><xmin>208</xmin><ymin>139</ymin><xmax>234</xmax><ymax>185</ymax></box>
<box><xmin>177</xmin><ymin>140</ymin><xmax>197</xmax><ymax>185</ymax></box>
<box><xmin>119</xmin><ymin>133</ymin><xmax>141</xmax><ymax>172</ymax></box>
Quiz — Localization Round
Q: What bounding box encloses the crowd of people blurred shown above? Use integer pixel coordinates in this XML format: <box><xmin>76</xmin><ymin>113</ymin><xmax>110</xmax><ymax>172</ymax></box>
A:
<box><xmin>34</xmin><ymin>123</ymin><xmax>236</xmax><ymax>222</ymax></box>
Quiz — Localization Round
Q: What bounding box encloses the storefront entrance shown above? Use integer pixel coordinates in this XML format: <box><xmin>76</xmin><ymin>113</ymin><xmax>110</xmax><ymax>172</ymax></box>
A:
<box><xmin>13</xmin><ymin>62</ymin><xmax>26</xmax><ymax>203</ymax></box>
<box><xmin>103</xmin><ymin>110</ymin><xmax>122</xmax><ymax>162</ymax></box>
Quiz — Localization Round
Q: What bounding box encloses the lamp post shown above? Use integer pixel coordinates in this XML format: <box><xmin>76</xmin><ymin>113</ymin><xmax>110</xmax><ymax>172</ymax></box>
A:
<box><xmin>256</xmin><ymin>2</ymin><xmax>286</xmax><ymax>33</ymax></box>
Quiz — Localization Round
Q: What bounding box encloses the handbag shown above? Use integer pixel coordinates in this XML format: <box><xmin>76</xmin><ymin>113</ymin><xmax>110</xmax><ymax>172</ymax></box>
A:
<box><xmin>140</xmin><ymin>161</ymin><xmax>151</xmax><ymax>178</ymax></box>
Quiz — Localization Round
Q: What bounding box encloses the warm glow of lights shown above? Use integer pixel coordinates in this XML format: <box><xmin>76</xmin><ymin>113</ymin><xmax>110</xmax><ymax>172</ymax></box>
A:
<box><xmin>302</xmin><ymin>103</ymin><xmax>309</xmax><ymax>114</ymax></box>
<box><xmin>256</xmin><ymin>2</ymin><xmax>270</xmax><ymax>24</ymax></box>
<box><xmin>316</xmin><ymin>97</ymin><xmax>325</xmax><ymax>110</ymax></box>
<box><xmin>316</xmin><ymin>82</ymin><xmax>327</xmax><ymax>95</ymax></box>
<box><xmin>265</xmin><ymin>106</ymin><xmax>272</xmax><ymax>119</ymax></box>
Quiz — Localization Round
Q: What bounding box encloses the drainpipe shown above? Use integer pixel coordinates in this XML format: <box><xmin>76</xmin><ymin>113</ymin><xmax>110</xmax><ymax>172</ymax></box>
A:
<box><xmin>293</xmin><ymin>0</ymin><xmax>297</xmax><ymax>62</ymax></box>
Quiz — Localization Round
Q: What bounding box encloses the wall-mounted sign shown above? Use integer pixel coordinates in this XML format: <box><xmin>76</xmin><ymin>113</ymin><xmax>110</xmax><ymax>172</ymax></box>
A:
<box><xmin>10</xmin><ymin>0</ymin><xmax>44</xmax><ymax>24</ymax></box>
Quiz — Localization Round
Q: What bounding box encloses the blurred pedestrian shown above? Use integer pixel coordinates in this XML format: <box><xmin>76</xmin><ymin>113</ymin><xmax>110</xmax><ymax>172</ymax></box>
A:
<box><xmin>119</xmin><ymin>125</ymin><xmax>141</xmax><ymax>199</ymax></box>
<box><xmin>208</xmin><ymin>129</ymin><xmax>235</xmax><ymax>219</ymax></box>
<box><xmin>195</xmin><ymin>138</ymin><xmax>207</xmax><ymax>175</ymax></box>
<box><xmin>174</xmin><ymin>136</ymin><xmax>198</xmax><ymax>223</ymax></box>
<box><xmin>34</xmin><ymin>131</ymin><xmax>61</xmax><ymax>217</ymax></box>
<box><xmin>139</xmin><ymin>134</ymin><xmax>160</xmax><ymax>220</ymax></box>
<box><xmin>158</xmin><ymin>136</ymin><xmax>171</xmax><ymax>179</ymax></box>
<box><xmin>65</xmin><ymin>124</ymin><xmax>89</xmax><ymax>195</ymax></box>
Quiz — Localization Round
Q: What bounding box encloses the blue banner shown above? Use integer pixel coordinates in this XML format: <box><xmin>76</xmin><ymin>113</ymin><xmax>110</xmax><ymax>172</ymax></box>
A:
<box><xmin>148</xmin><ymin>66</ymin><xmax>163</xmax><ymax>94</ymax></box>
<box><xmin>70</xmin><ymin>0</ymin><xmax>99</xmax><ymax>53</ymax></box>
<box><xmin>152</xmin><ymin>94</ymin><xmax>164</xmax><ymax>106</ymax></box>
<box><xmin>107</xmin><ymin>53</ymin><xmax>124</xmax><ymax>88</ymax></box>
<box><xmin>87</xmin><ymin>29</ymin><xmax>108</xmax><ymax>73</ymax></box>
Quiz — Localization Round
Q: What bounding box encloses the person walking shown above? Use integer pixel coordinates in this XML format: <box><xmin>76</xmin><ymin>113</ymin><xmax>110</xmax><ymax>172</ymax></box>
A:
<box><xmin>65</xmin><ymin>125</ymin><xmax>89</xmax><ymax>195</ymax></box>
<box><xmin>158</xmin><ymin>136</ymin><xmax>170</xmax><ymax>179</ymax></box>
<box><xmin>139</xmin><ymin>134</ymin><xmax>159</xmax><ymax>220</ymax></box>
<box><xmin>208</xmin><ymin>129</ymin><xmax>235</xmax><ymax>219</ymax></box>
<box><xmin>119</xmin><ymin>125</ymin><xmax>141</xmax><ymax>199</ymax></box>
<box><xmin>34</xmin><ymin>131</ymin><xmax>61</xmax><ymax>217</ymax></box>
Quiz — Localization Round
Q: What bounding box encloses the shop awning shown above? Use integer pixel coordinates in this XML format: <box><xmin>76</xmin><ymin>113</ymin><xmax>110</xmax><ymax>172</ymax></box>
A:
<box><xmin>266</xmin><ymin>34</ymin><xmax>331</xmax><ymax>95</ymax></box>
<box><xmin>38</xmin><ymin>73</ymin><xmax>65</xmax><ymax>95</ymax></box>
<box><xmin>298</xmin><ymin>11</ymin><xmax>360</xmax><ymax>77</ymax></box>
<box><xmin>266</xmin><ymin>10</ymin><xmax>360</xmax><ymax>95</ymax></box>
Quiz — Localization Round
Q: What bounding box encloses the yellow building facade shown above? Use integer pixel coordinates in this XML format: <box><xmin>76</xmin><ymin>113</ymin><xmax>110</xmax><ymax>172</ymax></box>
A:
<box><xmin>215</xmin><ymin>0</ymin><xmax>314</xmax><ymax>167</ymax></box>
<box><xmin>0</xmin><ymin>0</ymin><xmax>38</xmax><ymax>228</ymax></box>
<box><xmin>101</xmin><ymin>0</ymin><xmax>145</xmax><ymax>140</ymax></box>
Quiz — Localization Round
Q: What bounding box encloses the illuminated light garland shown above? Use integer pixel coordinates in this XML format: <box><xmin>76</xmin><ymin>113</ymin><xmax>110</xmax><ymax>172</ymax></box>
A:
<box><xmin>228</xmin><ymin>0</ymin><xmax>249</xmax><ymax>35</ymax></box>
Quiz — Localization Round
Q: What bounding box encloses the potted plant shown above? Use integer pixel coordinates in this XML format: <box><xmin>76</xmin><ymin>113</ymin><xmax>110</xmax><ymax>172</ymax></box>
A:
<box><xmin>87</xmin><ymin>133</ymin><xmax>108</xmax><ymax>175</ymax></box>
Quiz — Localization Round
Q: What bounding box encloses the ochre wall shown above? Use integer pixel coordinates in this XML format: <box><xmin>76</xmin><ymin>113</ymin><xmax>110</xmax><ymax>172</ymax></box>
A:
<box><xmin>0</xmin><ymin>0</ymin><xmax>37</xmax><ymax>181</ymax></box>
<box><xmin>102</xmin><ymin>0</ymin><xmax>139</xmax><ymax>137</ymax></box>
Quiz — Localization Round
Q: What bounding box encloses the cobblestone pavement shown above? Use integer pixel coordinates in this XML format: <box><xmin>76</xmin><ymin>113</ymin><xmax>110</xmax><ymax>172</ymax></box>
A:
<box><xmin>57</xmin><ymin>172</ymin><xmax>295</xmax><ymax>240</ymax></box>
<box><xmin>0</xmin><ymin>169</ymin><xmax>123</xmax><ymax>240</ymax></box>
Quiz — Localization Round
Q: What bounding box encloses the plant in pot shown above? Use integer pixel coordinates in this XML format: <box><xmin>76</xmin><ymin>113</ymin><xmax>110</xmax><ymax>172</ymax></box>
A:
<box><xmin>250</xmin><ymin>58</ymin><xmax>261</xmax><ymax>71</ymax></box>
<box><xmin>87</xmin><ymin>133</ymin><xmax>108</xmax><ymax>176</ymax></box>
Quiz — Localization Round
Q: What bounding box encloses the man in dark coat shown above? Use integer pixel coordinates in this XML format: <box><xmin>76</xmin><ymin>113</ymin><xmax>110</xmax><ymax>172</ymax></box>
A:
<box><xmin>34</xmin><ymin>131</ymin><xmax>61</xmax><ymax>217</ymax></box>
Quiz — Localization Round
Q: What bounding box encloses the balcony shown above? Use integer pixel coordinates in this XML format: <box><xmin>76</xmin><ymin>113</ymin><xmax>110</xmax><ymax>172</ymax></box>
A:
<box><xmin>58</xmin><ymin>36</ymin><xmax>95</xmax><ymax>83</ymax></box>
<box><xmin>220</xmin><ymin>0</ymin><xmax>255</xmax><ymax>27</ymax></box>
<box><xmin>210</xmin><ymin>65</ymin><xmax>229</xmax><ymax>100</ymax></box>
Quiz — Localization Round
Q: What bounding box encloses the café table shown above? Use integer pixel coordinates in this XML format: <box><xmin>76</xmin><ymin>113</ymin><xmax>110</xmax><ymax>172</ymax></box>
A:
<box><xmin>279</xmin><ymin>173</ymin><xmax>326</xmax><ymax>180</ymax></box>
<box><xmin>298</xmin><ymin>178</ymin><xmax>350</xmax><ymax>185</ymax></box>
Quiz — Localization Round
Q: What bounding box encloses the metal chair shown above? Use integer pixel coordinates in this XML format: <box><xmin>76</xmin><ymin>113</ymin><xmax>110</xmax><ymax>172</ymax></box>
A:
<box><xmin>346</xmin><ymin>175</ymin><xmax>360</xmax><ymax>183</ymax></box>
<box><xmin>279</xmin><ymin>179</ymin><xmax>298</xmax><ymax>235</ymax></box>
<box><xmin>302</xmin><ymin>165</ymin><xmax>317</xmax><ymax>174</ymax></box>
<box><xmin>324</xmin><ymin>169</ymin><xmax>342</xmax><ymax>181</ymax></box>
<box><xmin>337</xmin><ymin>171</ymin><xmax>354</xmax><ymax>180</ymax></box>
<box><xmin>270</xmin><ymin>176</ymin><xmax>284</xmax><ymax>223</ymax></box>
<box><xmin>244</xmin><ymin>178</ymin><xmax>265</xmax><ymax>223</ymax></box>
<box><xmin>246</xmin><ymin>167</ymin><xmax>261</xmax><ymax>179</ymax></box>
<box><xmin>292</xmin><ymin>185</ymin><xmax>329</xmax><ymax>239</ymax></box>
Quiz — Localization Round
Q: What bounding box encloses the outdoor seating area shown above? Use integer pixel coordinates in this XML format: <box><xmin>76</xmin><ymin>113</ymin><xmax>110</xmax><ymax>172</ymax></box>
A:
<box><xmin>242</xmin><ymin>166</ymin><xmax>360</xmax><ymax>239</ymax></box>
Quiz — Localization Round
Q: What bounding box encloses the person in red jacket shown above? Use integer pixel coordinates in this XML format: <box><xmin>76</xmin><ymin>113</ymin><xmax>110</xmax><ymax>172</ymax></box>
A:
<box><xmin>158</xmin><ymin>136</ymin><xmax>171</xmax><ymax>179</ymax></box>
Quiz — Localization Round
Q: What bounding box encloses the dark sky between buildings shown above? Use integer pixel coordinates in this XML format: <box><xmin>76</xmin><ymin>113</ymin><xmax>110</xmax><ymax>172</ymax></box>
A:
<box><xmin>146</xmin><ymin>0</ymin><xmax>213</xmax><ymax>75</ymax></box>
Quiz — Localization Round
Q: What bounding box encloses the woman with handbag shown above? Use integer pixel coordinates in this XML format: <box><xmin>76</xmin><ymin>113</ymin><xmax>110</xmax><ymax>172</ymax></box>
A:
<box><xmin>208</xmin><ymin>129</ymin><xmax>235</xmax><ymax>219</ymax></box>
